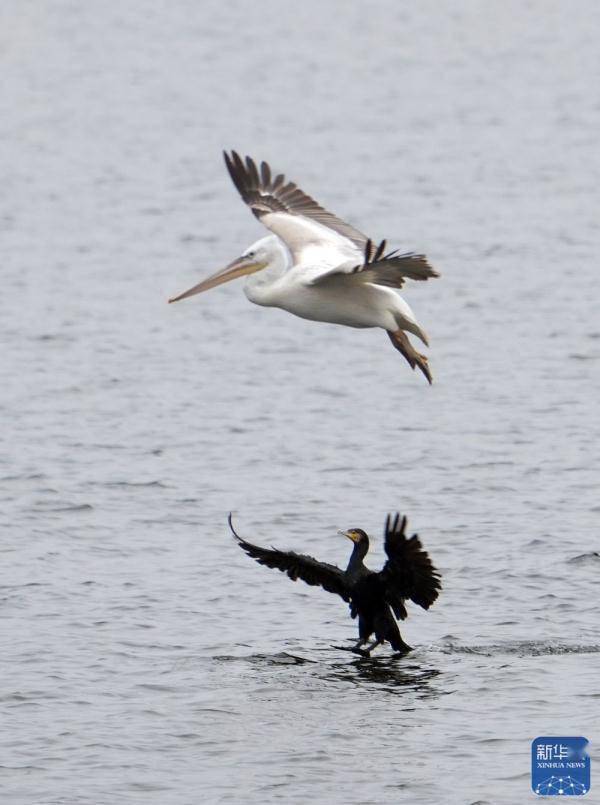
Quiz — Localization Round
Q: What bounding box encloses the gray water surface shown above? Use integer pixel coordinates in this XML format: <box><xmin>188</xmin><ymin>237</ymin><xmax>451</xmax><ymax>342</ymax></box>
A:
<box><xmin>2</xmin><ymin>2</ymin><xmax>599</xmax><ymax>803</ymax></box>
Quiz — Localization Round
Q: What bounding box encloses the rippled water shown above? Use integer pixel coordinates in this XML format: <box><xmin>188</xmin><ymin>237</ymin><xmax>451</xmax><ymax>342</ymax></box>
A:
<box><xmin>2</xmin><ymin>2</ymin><xmax>599</xmax><ymax>803</ymax></box>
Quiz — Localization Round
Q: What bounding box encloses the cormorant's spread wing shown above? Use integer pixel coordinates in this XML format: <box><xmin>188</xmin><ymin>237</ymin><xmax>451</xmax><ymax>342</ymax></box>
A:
<box><xmin>223</xmin><ymin>151</ymin><xmax>368</xmax><ymax>263</ymax></box>
<box><xmin>378</xmin><ymin>513</ymin><xmax>441</xmax><ymax>620</ymax></box>
<box><xmin>305</xmin><ymin>239</ymin><xmax>439</xmax><ymax>287</ymax></box>
<box><xmin>229</xmin><ymin>514</ymin><xmax>350</xmax><ymax>601</ymax></box>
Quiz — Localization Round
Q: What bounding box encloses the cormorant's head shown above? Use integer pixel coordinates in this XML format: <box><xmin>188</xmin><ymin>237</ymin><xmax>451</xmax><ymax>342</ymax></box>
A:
<box><xmin>339</xmin><ymin>528</ymin><xmax>369</xmax><ymax>545</ymax></box>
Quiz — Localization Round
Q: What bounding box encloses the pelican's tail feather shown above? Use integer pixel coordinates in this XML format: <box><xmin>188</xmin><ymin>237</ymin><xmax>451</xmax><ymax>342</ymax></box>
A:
<box><xmin>387</xmin><ymin>330</ymin><xmax>432</xmax><ymax>384</ymax></box>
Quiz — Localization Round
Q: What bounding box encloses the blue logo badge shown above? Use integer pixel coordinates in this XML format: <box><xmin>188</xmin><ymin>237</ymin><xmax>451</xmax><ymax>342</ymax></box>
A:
<box><xmin>532</xmin><ymin>737</ymin><xmax>590</xmax><ymax>796</ymax></box>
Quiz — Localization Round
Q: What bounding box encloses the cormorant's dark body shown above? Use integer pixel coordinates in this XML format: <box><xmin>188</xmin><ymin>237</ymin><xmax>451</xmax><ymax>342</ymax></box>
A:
<box><xmin>230</xmin><ymin>512</ymin><xmax>441</xmax><ymax>656</ymax></box>
<box><xmin>351</xmin><ymin>572</ymin><xmax>412</xmax><ymax>653</ymax></box>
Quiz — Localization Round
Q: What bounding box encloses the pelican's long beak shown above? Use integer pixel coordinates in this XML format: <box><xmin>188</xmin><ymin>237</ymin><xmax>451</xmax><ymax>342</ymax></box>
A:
<box><xmin>168</xmin><ymin>256</ymin><xmax>266</xmax><ymax>303</ymax></box>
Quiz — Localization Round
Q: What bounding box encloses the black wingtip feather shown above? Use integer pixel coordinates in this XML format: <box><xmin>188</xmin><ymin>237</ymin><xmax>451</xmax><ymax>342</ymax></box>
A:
<box><xmin>260</xmin><ymin>160</ymin><xmax>271</xmax><ymax>189</ymax></box>
<box><xmin>382</xmin><ymin>511</ymin><xmax>442</xmax><ymax>611</ymax></box>
<box><xmin>228</xmin><ymin>512</ymin><xmax>242</xmax><ymax>541</ymax></box>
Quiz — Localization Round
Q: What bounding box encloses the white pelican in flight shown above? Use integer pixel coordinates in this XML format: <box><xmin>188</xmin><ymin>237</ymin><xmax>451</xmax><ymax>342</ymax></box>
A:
<box><xmin>169</xmin><ymin>151</ymin><xmax>440</xmax><ymax>382</ymax></box>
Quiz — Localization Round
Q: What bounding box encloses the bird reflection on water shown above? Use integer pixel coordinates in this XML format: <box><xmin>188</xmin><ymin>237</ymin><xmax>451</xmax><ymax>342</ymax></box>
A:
<box><xmin>219</xmin><ymin>650</ymin><xmax>443</xmax><ymax>699</ymax></box>
<box><xmin>325</xmin><ymin>656</ymin><xmax>442</xmax><ymax>697</ymax></box>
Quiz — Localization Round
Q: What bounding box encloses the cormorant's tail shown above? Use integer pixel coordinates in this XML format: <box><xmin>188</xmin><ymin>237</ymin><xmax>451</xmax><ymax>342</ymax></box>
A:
<box><xmin>387</xmin><ymin>330</ymin><xmax>432</xmax><ymax>384</ymax></box>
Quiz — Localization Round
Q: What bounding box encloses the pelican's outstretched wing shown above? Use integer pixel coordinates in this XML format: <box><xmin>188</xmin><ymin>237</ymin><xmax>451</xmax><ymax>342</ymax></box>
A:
<box><xmin>223</xmin><ymin>151</ymin><xmax>367</xmax><ymax>263</ymax></box>
<box><xmin>377</xmin><ymin>513</ymin><xmax>441</xmax><ymax>620</ymax></box>
<box><xmin>229</xmin><ymin>515</ymin><xmax>350</xmax><ymax>601</ymax></box>
<box><xmin>304</xmin><ymin>239</ymin><xmax>440</xmax><ymax>288</ymax></box>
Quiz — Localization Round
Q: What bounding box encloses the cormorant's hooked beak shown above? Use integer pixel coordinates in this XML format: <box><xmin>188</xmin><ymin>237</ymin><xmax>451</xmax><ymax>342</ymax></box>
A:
<box><xmin>168</xmin><ymin>256</ymin><xmax>266</xmax><ymax>303</ymax></box>
<box><xmin>338</xmin><ymin>529</ymin><xmax>358</xmax><ymax>543</ymax></box>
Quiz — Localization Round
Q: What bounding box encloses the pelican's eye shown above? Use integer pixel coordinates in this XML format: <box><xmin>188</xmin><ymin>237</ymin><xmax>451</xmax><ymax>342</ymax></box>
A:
<box><xmin>245</xmin><ymin>251</ymin><xmax>255</xmax><ymax>259</ymax></box>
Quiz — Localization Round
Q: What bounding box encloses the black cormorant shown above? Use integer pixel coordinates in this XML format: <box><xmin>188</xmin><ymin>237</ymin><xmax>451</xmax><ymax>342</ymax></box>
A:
<box><xmin>229</xmin><ymin>512</ymin><xmax>441</xmax><ymax>656</ymax></box>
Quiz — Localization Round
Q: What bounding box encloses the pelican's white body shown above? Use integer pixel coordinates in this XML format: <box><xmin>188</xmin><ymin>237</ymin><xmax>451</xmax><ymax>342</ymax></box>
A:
<box><xmin>242</xmin><ymin>235</ymin><xmax>427</xmax><ymax>343</ymax></box>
